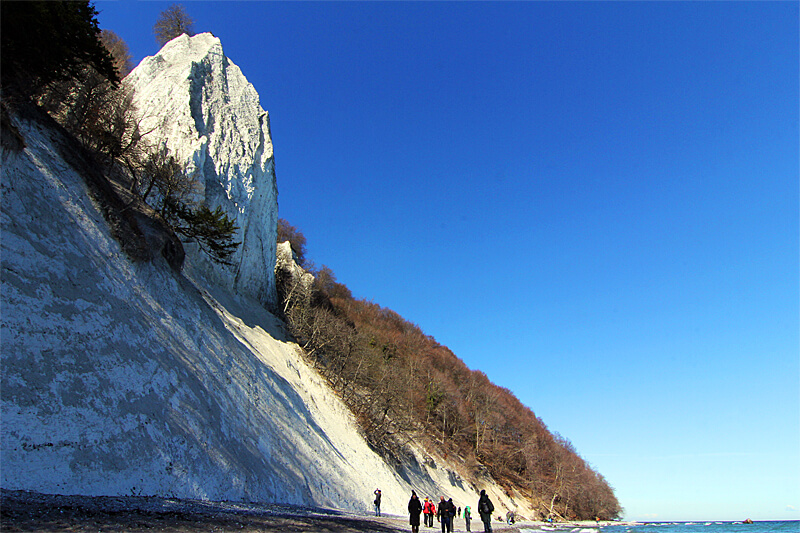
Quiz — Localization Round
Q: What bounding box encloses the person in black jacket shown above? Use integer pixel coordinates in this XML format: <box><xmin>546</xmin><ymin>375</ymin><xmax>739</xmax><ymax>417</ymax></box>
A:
<box><xmin>437</xmin><ymin>497</ymin><xmax>455</xmax><ymax>533</ymax></box>
<box><xmin>444</xmin><ymin>498</ymin><xmax>456</xmax><ymax>533</ymax></box>
<box><xmin>374</xmin><ymin>489</ymin><xmax>382</xmax><ymax>516</ymax></box>
<box><xmin>477</xmin><ymin>490</ymin><xmax>494</xmax><ymax>533</ymax></box>
<box><xmin>409</xmin><ymin>491</ymin><xmax>423</xmax><ymax>533</ymax></box>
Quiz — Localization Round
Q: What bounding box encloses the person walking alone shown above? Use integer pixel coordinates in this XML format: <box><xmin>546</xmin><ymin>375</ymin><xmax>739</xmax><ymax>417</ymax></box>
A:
<box><xmin>464</xmin><ymin>505</ymin><xmax>472</xmax><ymax>532</ymax></box>
<box><xmin>374</xmin><ymin>489</ymin><xmax>382</xmax><ymax>517</ymax></box>
<box><xmin>477</xmin><ymin>490</ymin><xmax>494</xmax><ymax>533</ymax></box>
<box><xmin>409</xmin><ymin>491</ymin><xmax>423</xmax><ymax>533</ymax></box>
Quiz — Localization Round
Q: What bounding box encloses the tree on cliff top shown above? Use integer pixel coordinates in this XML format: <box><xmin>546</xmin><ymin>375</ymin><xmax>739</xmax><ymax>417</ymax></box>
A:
<box><xmin>153</xmin><ymin>4</ymin><xmax>195</xmax><ymax>47</ymax></box>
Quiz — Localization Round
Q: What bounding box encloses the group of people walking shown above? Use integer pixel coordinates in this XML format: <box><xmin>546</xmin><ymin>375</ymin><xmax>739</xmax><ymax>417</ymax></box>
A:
<box><xmin>374</xmin><ymin>488</ymin><xmax>496</xmax><ymax>533</ymax></box>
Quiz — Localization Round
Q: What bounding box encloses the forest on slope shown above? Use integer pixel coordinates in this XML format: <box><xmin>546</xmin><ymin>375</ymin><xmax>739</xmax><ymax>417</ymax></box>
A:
<box><xmin>277</xmin><ymin>222</ymin><xmax>622</xmax><ymax>521</ymax></box>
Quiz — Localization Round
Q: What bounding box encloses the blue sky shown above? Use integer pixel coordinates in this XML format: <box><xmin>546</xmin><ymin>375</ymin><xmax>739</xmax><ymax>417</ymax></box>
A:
<box><xmin>96</xmin><ymin>1</ymin><xmax>799</xmax><ymax>522</ymax></box>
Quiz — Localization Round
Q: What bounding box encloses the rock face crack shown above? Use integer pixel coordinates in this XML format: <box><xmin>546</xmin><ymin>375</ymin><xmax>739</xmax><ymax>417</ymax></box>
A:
<box><xmin>188</xmin><ymin>61</ymin><xmax>209</xmax><ymax>136</ymax></box>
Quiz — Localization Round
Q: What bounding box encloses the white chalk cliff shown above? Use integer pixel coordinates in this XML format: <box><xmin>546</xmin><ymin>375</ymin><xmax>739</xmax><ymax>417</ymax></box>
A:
<box><xmin>0</xmin><ymin>35</ymin><xmax>531</xmax><ymax>516</ymax></box>
<box><xmin>125</xmin><ymin>33</ymin><xmax>278</xmax><ymax>307</ymax></box>
<box><xmin>0</xmin><ymin>113</ymin><xmax>499</xmax><ymax>513</ymax></box>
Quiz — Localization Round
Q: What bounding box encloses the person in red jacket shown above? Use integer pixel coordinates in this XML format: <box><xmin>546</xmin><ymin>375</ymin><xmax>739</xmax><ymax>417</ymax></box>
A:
<box><xmin>423</xmin><ymin>497</ymin><xmax>434</xmax><ymax>527</ymax></box>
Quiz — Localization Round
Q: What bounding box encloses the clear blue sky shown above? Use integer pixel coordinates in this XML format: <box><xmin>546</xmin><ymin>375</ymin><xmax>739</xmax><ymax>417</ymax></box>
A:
<box><xmin>96</xmin><ymin>1</ymin><xmax>799</xmax><ymax>522</ymax></box>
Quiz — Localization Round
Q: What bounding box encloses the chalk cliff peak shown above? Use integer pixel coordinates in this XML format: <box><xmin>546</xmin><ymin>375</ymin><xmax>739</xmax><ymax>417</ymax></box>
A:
<box><xmin>125</xmin><ymin>33</ymin><xmax>278</xmax><ymax>306</ymax></box>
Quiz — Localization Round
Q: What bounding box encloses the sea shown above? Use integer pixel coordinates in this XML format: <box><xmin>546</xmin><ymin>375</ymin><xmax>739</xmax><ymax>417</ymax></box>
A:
<box><xmin>601</xmin><ymin>522</ymin><xmax>800</xmax><ymax>533</ymax></box>
<box><xmin>521</xmin><ymin>522</ymin><xmax>799</xmax><ymax>533</ymax></box>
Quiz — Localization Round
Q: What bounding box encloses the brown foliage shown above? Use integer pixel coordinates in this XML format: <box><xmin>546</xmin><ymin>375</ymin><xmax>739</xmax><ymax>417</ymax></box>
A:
<box><xmin>99</xmin><ymin>30</ymin><xmax>133</xmax><ymax>78</ymax></box>
<box><xmin>314</xmin><ymin>266</ymin><xmax>353</xmax><ymax>301</ymax></box>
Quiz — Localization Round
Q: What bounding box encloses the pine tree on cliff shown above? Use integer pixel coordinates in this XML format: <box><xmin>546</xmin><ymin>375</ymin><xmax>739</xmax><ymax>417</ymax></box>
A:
<box><xmin>1</xmin><ymin>1</ymin><xmax>118</xmax><ymax>98</ymax></box>
<box><xmin>165</xmin><ymin>202</ymin><xmax>240</xmax><ymax>266</ymax></box>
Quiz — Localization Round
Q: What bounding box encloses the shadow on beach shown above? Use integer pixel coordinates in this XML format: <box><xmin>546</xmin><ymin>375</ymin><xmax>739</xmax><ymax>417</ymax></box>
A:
<box><xmin>0</xmin><ymin>490</ymin><xmax>406</xmax><ymax>532</ymax></box>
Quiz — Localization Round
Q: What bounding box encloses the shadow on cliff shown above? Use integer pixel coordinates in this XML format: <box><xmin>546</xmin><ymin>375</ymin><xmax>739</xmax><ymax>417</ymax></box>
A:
<box><xmin>120</xmin><ymin>264</ymin><xmax>354</xmax><ymax>506</ymax></box>
<box><xmin>1</xmin><ymin>111</ymin><xmax>352</xmax><ymax>508</ymax></box>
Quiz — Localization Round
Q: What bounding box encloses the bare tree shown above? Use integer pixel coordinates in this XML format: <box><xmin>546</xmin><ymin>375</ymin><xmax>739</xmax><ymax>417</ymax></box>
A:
<box><xmin>99</xmin><ymin>30</ymin><xmax>133</xmax><ymax>78</ymax></box>
<box><xmin>153</xmin><ymin>4</ymin><xmax>195</xmax><ymax>47</ymax></box>
<box><xmin>38</xmin><ymin>62</ymin><xmax>152</xmax><ymax>186</ymax></box>
<box><xmin>314</xmin><ymin>265</ymin><xmax>352</xmax><ymax>300</ymax></box>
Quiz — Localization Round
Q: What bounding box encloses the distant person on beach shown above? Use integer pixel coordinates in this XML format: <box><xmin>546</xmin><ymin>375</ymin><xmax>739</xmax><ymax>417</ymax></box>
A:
<box><xmin>408</xmin><ymin>491</ymin><xmax>423</xmax><ymax>533</ymax></box>
<box><xmin>464</xmin><ymin>505</ymin><xmax>472</xmax><ymax>532</ymax></box>
<box><xmin>477</xmin><ymin>490</ymin><xmax>494</xmax><ymax>533</ymax></box>
<box><xmin>374</xmin><ymin>489</ymin><xmax>382</xmax><ymax>516</ymax></box>
<box><xmin>506</xmin><ymin>510</ymin><xmax>515</xmax><ymax>525</ymax></box>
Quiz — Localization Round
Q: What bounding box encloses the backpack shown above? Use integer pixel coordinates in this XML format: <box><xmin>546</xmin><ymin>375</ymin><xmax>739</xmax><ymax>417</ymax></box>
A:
<box><xmin>479</xmin><ymin>497</ymin><xmax>493</xmax><ymax>515</ymax></box>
